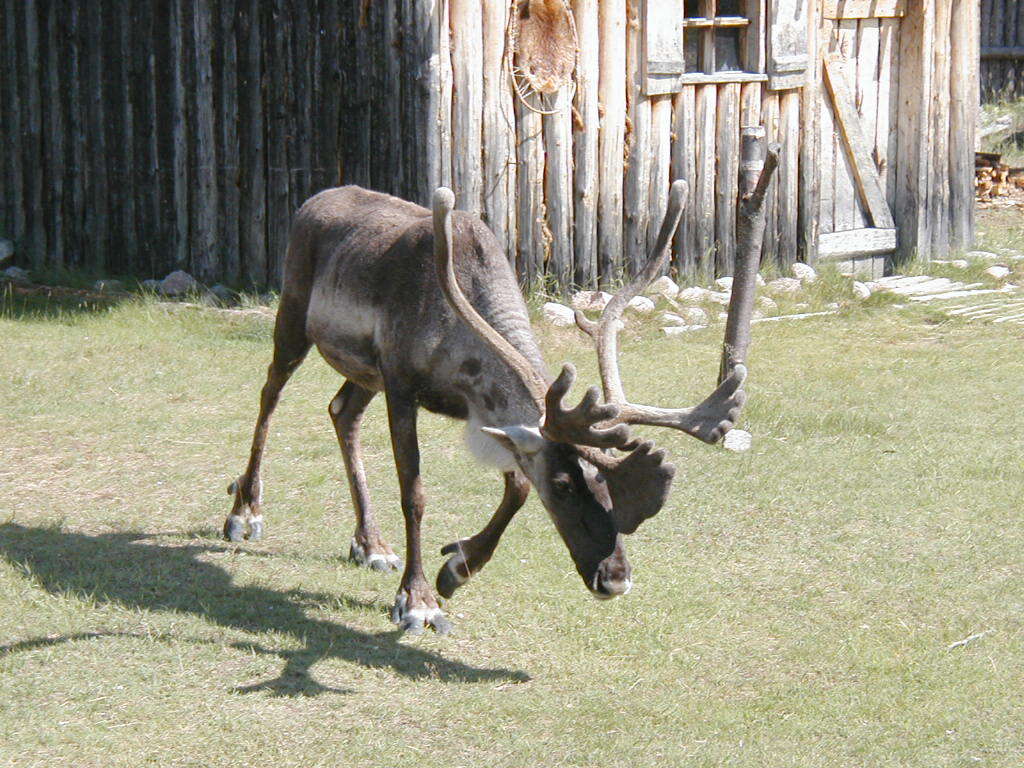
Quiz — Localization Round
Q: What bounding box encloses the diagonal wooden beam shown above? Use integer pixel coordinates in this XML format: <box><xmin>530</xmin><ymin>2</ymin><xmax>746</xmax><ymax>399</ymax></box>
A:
<box><xmin>823</xmin><ymin>56</ymin><xmax>895</xmax><ymax>229</ymax></box>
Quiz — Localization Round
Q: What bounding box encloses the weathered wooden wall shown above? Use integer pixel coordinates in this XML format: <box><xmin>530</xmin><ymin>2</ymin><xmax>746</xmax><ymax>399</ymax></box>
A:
<box><xmin>981</xmin><ymin>0</ymin><xmax>1024</xmax><ymax>102</ymax></box>
<box><xmin>0</xmin><ymin>0</ymin><xmax>348</xmax><ymax>288</ymax></box>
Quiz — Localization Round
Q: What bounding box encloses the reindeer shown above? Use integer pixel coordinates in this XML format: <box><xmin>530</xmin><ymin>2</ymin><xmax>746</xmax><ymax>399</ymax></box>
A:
<box><xmin>224</xmin><ymin>144</ymin><xmax>778</xmax><ymax>634</ymax></box>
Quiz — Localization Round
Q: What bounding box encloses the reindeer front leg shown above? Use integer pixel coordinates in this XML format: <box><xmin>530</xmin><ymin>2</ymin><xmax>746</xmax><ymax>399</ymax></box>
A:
<box><xmin>384</xmin><ymin>386</ymin><xmax>451</xmax><ymax>635</ymax></box>
<box><xmin>436</xmin><ymin>470</ymin><xmax>531</xmax><ymax>598</ymax></box>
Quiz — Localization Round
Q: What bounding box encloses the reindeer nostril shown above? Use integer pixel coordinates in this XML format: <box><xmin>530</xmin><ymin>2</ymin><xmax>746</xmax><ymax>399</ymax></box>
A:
<box><xmin>590</xmin><ymin>570</ymin><xmax>632</xmax><ymax>600</ymax></box>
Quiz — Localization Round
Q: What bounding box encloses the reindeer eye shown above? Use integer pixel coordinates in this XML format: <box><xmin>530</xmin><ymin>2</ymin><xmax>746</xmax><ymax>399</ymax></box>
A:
<box><xmin>551</xmin><ymin>472</ymin><xmax>574</xmax><ymax>492</ymax></box>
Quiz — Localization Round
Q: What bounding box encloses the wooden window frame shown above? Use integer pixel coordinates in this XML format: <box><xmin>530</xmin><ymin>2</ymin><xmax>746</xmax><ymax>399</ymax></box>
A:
<box><xmin>644</xmin><ymin>0</ymin><xmax>767</xmax><ymax>94</ymax></box>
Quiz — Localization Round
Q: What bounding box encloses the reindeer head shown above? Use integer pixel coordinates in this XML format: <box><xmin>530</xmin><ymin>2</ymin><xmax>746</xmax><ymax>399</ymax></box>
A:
<box><xmin>432</xmin><ymin>179</ymin><xmax>755</xmax><ymax>599</ymax></box>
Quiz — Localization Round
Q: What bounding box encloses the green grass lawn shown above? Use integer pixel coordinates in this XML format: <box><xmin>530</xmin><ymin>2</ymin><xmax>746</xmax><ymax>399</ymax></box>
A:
<box><xmin>1</xmin><ymin>283</ymin><xmax>1022</xmax><ymax>767</ymax></box>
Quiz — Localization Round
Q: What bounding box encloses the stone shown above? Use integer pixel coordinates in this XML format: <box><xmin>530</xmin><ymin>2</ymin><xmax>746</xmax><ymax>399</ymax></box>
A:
<box><xmin>791</xmin><ymin>262</ymin><xmax>817</xmax><ymax>283</ymax></box>
<box><xmin>755</xmin><ymin>296</ymin><xmax>778</xmax><ymax>313</ymax></box>
<box><xmin>0</xmin><ymin>239</ymin><xmax>13</xmax><ymax>263</ymax></box>
<box><xmin>542</xmin><ymin>302</ymin><xmax>576</xmax><ymax>327</ymax></box>
<box><xmin>626</xmin><ymin>295</ymin><xmax>656</xmax><ymax>314</ymax></box>
<box><xmin>646</xmin><ymin>275</ymin><xmax>679</xmax><ymax>299</ymax></box>
<box><xmin>722</xmin><ymin>429</ymin><xmax>752</xmax><ymax>452</ymax></box>
<box><xmin>676</xmin><ymin>286</ymin><xmax>711</xmax><ymax>302</ymax></box>
<box><xmin>680</xmin><ymin>306</ymin><xmax>709</xmax><ymax>325</ymax></box>
<box><xmin>715</xmin><ymin>276</ymin><xmax>733</xmax><ymax>291</ymax></box>
<box><xmin>852</xmin><ymin>281</ymin><xmax>871</xmax><ymax>299</ymax></box>
<box><xmin>950</xmin><ymin>259</ymin><xmax>969</xmax><ymax>269</ymax></box>
<box><xmin>570</xmin><ymin>289</ymin><xmax>613</xmax><ymax>312</ymax></box>
<box><xmin>826</xmin><ymin>302</ymin><xmax>840</xmax><ymax>310</ymax></box>
<box><xmin>662</xmin><ymin>306</ymin><xmax>708</xmax><ymax>327</ymax></box>
<box><xmin>766</xmin><ymin>277</ymin><xmax>802</xmax><ymax>294</ymax></box>
<box><xmin>210</xmin><ymin>283</ymin><xmax>237</xmax><ymax>303</ymax></box>
<box><xmin>2</xmin><ymin>266</ymin><xmax>30</xmax><ymax>285</ymax></box>
<box><xmin>966</xmin><ymin>250</ymin><xmax>998</xmax><ymax>261</ymax></box>
<box><xmin>756</xmin><ymin>273</ymin><xmax>766</xmax><ymax>286</ymax></box>
<box><xmin>93</xmin><ymin>279</ymin><xmax>125</xmax><ymax>293</ymax></box>
<box><xmin>141</xmin><ymin>279</ymin><xmax>161</xmax><ymax>292</ymax></box>
<box><xmin>984</xmin><ymin>265</ymin><xmax>1011</xmax><ymax>280</ymax></box>
<box><xmin>159</xmin><ymin>269</ymin><xmax>200</xmax><ymax>296</ymax></box>
<box><xmin>661</xmin><ymin>325</ymin><xmax>705</xmax><ymax>336</ymax></box>
<box><xmin>707</xmin><ymin>291</ymin><xmax>731</xmax><ymax>305</ymax></box>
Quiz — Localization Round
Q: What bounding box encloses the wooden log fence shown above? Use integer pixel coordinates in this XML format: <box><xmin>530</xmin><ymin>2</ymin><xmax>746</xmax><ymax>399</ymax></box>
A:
<box><xmin>0</xmin><ymin>0</ymin><xmax>976</xmax><ymax>289</ymax></box>
<box><xmin>981</xmin><ymin>0</ymin><xmax>1024</xmax><ymax>102</ymax></box>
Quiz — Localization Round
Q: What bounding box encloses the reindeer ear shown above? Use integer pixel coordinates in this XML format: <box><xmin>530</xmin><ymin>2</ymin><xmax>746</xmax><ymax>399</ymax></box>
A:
<box><xmin>480</xmin><ymin>425</ymin><xmax>545</xmax><ymax>456</ymax></box>
<box><xmin>582</xmin><ymin>441</ymin><xmax>676</xmax><ymax>534</ymax></box>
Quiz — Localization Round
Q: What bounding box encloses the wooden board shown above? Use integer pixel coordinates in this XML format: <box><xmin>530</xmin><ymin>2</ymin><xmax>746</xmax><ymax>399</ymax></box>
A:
<box><xmin>598</xmin><ymin>0</ymin><xmax>626</xmax><ymax>283</ymax></box>
<box><xmin>823</xmin><ymin>56</ymin><xmax>895</xmax><ymax>228</ymax></box>
<box><xmin>450</xmin><ymin>0</ymin><xmax>483</xmax><ymax>213</ymax></box>
<box><xmin>823</xmin><ymin>0</ymin><xmax>905</xmax><ymax>19</ymax></box>
<box><xmin>573</xmin><ymin>0</ymin><xmax>600</xmax><ymax>287</ymax></box>
<box><xmin>819</xmin><ymin>227</ymin><xmax>896</xmax><ymax>257</ymax></box>
<box><xmin>671</xmin><ymin>85</ymin><xmax>698</xmax><ymax>278</ymax></box>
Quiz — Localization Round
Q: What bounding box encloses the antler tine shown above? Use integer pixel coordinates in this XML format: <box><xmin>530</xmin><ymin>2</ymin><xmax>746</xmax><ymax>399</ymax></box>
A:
<box><xmin>577</xmin><ymin>179</ymin><xmax>688</xmax><ymax>404</ymax></box>
<box><xmin>539</xmin><ymin>363</ymin><xmax>632</xmax><ymax>448</ymax></box>
<box><xmin>431</xmin><ymin>188</ymin><xmax>549</xmax><ymax>413</ymax></box>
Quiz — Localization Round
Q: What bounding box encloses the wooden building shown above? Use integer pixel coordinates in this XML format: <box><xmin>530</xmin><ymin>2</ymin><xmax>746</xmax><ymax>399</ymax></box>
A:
<box><xmin>0</xmin><ymin>0</ymin><xmax>979</xmax><ymax>290</ymax></box>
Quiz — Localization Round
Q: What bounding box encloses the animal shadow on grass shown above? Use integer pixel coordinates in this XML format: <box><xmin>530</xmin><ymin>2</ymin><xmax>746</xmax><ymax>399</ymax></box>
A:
<box><xmin>0</xmin><ymin>523</ymin><xmax>530</xmax><ymax>696</ymax></box>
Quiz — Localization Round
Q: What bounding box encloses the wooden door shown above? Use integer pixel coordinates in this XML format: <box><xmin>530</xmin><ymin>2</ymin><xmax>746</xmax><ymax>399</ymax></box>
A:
<box><xmin>816</xmin><ymin>1</ymin><xmax>904</xmax><ymax>271</ymax></box>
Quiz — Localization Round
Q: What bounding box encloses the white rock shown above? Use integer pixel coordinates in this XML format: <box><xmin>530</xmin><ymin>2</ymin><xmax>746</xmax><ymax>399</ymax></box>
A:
<box><xmin>756</xmin><ymin>296</ymin><xmax>778</xmax><ymax>313</ymax></box>
<box><xmin>715</xmin><ymin>276</ymin><xmax>734</xmax><ymax>291</ymax></box>
<box><xmin>0</xmin><ymin>240</ymin><xmax>13</xmax><ymax>263</ymax></box>
<box><xmin>766</xmin><ymin>277</ymin><xmax>802</xmax><ymax>294</ymax></box>
<box><xmin>950</xmin><ymin>259</ymin><xmax>969</xmax><ymax>269</ymax></box>
<box><xmin>966</xmin><ymin>250</ymin><xmax>999</xmax><ymax>261</ymax></box>
<box><xmin>570</xmin><ymin>289</ymin><xmax>613</xmax><ymax>311</ymax></box>
<box><xmin>676</xmin><ymin>286</ymin><xmax>711</xmax><ymax>302</ymax></box>
<box><xmin>661</xmin><ymin>312</ymin><xmax>687</xmax><ymax>326</ymax></box>
<box><xmin>852</xmin><ymin>281</ymin><xmax>871</xmax><ymax>299</ymax></box>
<box><xmin>722</xmin><ymin>429</ymin><xmax>752</xmax><ymax>452</ymax></box>
<box><xmin>661</xmin><ymin>325</ymin><xmax>705</xmax><ymax>336</ymax></box>
<box><xmin>717</xmin><ymin>311</ymin><xmax>728</xmax><ymax>321</ymax></box>
<box><xmin>646</xmin><ymin>275</ymin><xmax>679</xmax><ymax>299</ymax></box>
<box><xmin>159</xmin><ymin>269</ymin><xmax>200</xmax><ymax>296</ymax></box>
<box><xmin>680</xmin><ymin>306</ymin><xmax>709</xmax><ymax>325</ymax></box>
<box><xmin>985</xmin><ymin>265</ymin><xmax>1011</xmax><ymax>280</ymax></box>
<box><xmin>826</xmin><ymin>302</ymin><xmax>840</xmax><ymax>310</ymax></box>
<box><xmin>707</xmin><ymin>291</ymin><xmax>731</xmax><ymax>305</ymax></box>
<box><xmin>93</xmin><ymin>279</ymin><xmax>125</xmax><ymax>293</ymax></box>
<box><xmin>627</xmin><ymin>295</ymin><xmax>656</xmax><ymax>314</ymax></box>
<box><xmin>791</xmin><ymin>262</ymin><xmax>817</xmax><ymax>283</ymax></box>
<box><xmin>542</xmin><ymin>302</ymin><xmax>576</xmax><ymax>327</ymax></box>
<box><xmin>756</xmin><ymin>273</ymin><xmax>766</xmax><ymax>286</ymax></box>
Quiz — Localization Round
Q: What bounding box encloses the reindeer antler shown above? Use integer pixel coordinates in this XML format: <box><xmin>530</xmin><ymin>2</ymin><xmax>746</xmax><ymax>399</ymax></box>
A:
<box><xmin>576</xmin><ymin>140</ymin><xmax>779</xmax><ymax>445</ymax></box>
<box><xmin>432</xmin><ymin>187</ymin><xmax>634</xmax><ymax>450</ymax></box>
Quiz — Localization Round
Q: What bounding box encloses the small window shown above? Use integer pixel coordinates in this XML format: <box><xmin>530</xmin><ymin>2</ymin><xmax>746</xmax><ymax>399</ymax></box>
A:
<box><xmin>644</xmin><ymin>0</ymin><xmax>768</xmax><ymax>94</ymax></box>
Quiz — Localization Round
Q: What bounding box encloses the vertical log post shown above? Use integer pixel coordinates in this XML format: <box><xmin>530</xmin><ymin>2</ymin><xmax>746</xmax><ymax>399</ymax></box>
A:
<box><xmin>597</xmin><ymin>0</ymin><xmax>626</xmax><ymax>285</ymax></box>
<box><xmin>720</xmin><ymin>137</ymin><xmax>780</xmax><ymax>383</ymax></box>
<box><xmin>450</xmin><ymin>0</ymin><xmax>483</xmax><ymax>213</ymax></box>
<box><xmin>573</xmin><ymin>0</ymin><xmax>600</xmax><ymax>288</ymax></box>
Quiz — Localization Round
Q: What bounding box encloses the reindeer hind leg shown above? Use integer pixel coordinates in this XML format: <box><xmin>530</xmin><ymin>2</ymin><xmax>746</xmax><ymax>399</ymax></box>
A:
<box><xmin>328</xmin><ymin>381</ymin><xmax>401</xmax><ymax>571</ymax></box>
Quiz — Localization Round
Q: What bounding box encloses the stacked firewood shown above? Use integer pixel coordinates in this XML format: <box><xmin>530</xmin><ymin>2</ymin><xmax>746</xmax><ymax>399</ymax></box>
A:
<box><xmin>976</xmin><ymin>151</ymin><xmax>1024</xmax><ymax>200</ymax></box>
